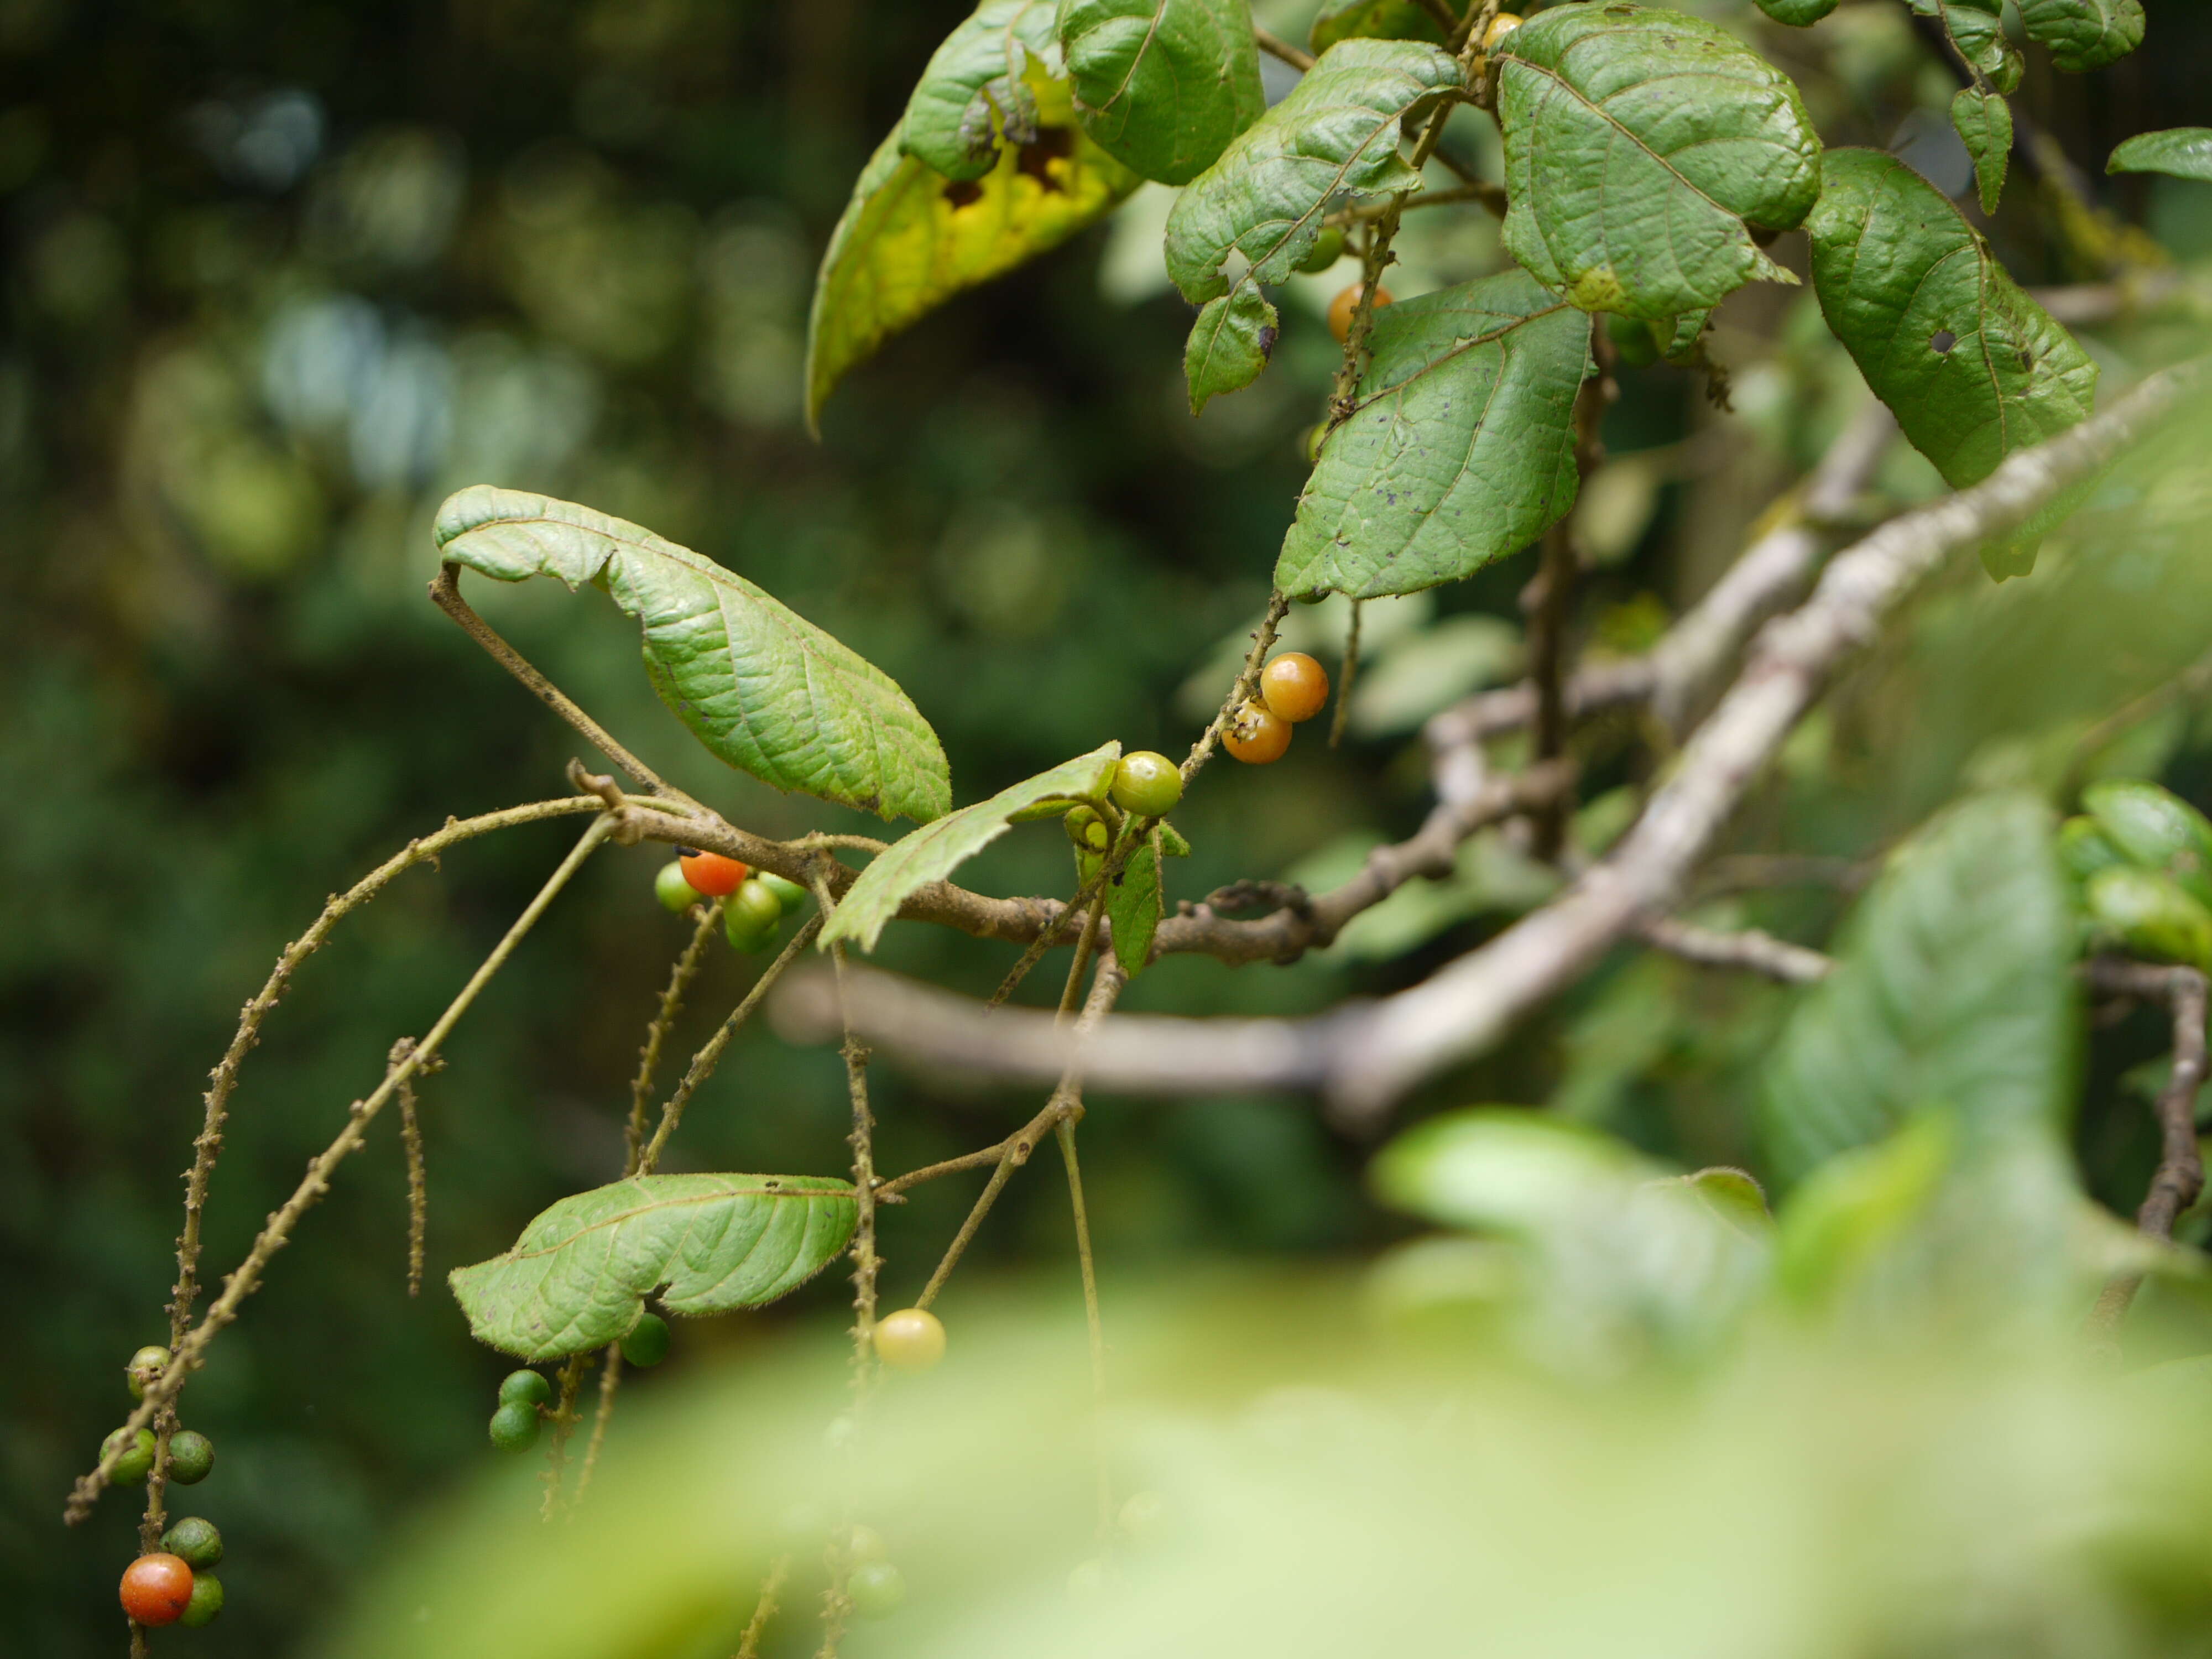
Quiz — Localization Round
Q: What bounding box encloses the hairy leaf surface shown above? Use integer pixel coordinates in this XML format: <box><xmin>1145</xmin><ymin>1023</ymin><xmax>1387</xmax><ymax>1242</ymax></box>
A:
<box><xmin>2108</xmin><ymin>127</ymin><xmax>2212</xmax><ymax>181</ymax></box>
<box><xmin>1494</xmin><ymin>3</ymin><xmax>1822</xmax><ymax>321</ymax></box>
<box><xmin>1108</xmin><ymin>837</ymin><xmax>1163</xmax><ymax>976</ymax></box>
<box><xmin>436</xmin><ymin>488</ymin><xmax>951</xmax><ymax>821</ymax></box>
<box><xmin>901</xmin><ymin>1</ymin><xmax>1061</xmax><ymax>182</ymax></box>
<box><xmin>1275</xmin><ymin>271</ymin><xmax>1587</xmax><ymax>599</ymax></box>
<box><xmin>1806</xmin><ymin>149</ymin><xmax>2097</xmax><ymax>489</ymax></box>
<box><xmin>1163</xmin><ymin>38</ymin><xmax>1462</xmax><ymax>403</ymax></box>
<box><xmin>806</xmin><ymin>80</ymin><xmax>1140</xmax><ymax>427</ymax></box>
<box><xmin>450</xmin><ymin>1175</ymin><xmax>857</xmax><ymax>1360</ymax></box>
<box><xmin>820</xmin><ymin>744</ymin><xmax>1121</xmax><ymax>952</ymax></box>
<box><xmin>2016</xmin><ymin>0</ymin><xmax>2145</xmax><ymax>72</ymax></box>
<box><xmin>1309</xmin><ymin>0</ymin><xmax>1447</xmax><ymax>53</ymax></box>
<box><xmin>1951</xmin><ymin>88</ymin><xmax>2011</xmax><ymax>215</ymax></box>
<box><xmin>1058</xmin><ymin>0</ymin><xmax>1264</xmax><ymax>185</ymax></box>
<box><xmin>1761</xmin><ymin>794</ymin><xmax>2077</xmax><ymax>1184</ymax></box>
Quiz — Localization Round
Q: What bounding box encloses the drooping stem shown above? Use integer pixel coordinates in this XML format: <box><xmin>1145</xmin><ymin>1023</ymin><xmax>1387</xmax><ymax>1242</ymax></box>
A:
<box><xmin>69</xmin><ymin>813</ymin><xmax>616</xmax><ymax>1524</ymax></box>
<box><xmin>1329</xmin><ymin>599</ymin><xmax>1364</xmax><ymax>749</ymax></box>
<box><xmin>639</xmin><ymin>914</ymin><xmax>825</xmax><ymax>1175</ymax></box>
<box><xmin>394</xmin><ymin>1039</ymin><xmax>434</xmax><ymax>1296</ymax></box>
<box><xmin>1055</xmin><ymin>1109</ymin><xmax>1112</xmax><ymax>1542</ymax></box>
<box><xmin>624</xmin><ymin>900</ymin><xmax>728</xmax><ymax>1173</ymax></box>
<box><xmin>1185</xmin><ymin>593</ymin><xmax>1292</xmax><ymax>780</ymax></box>
<box><xmin>573</xmin><ymin>1346</ymin><xmax>624</xmax><ymax>1509</ymax></box>
<box><xmin>540</xmin><ymin>1352</ymin><xmax>593</xmax><ymax>1520</ymax></box>
<box><xmin>735</xmin><ymin>1556</ymin><xmax>791</xmax><ymax>1659</ymax></box>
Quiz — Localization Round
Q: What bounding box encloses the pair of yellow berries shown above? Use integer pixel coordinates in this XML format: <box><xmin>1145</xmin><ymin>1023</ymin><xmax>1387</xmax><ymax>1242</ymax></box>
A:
<box><xmin>1225</xmin><ymin>651</ymin><xmax>1332</xmax><ymax>764</ymax></box>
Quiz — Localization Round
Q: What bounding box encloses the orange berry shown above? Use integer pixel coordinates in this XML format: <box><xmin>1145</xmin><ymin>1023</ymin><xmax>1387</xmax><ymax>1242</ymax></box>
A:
<box><xmin>1259</xmin><ymin>653</ymin><xmax>1331</xmax><ymax>724</ymax></box>
<box><xmin>678</xmin><ymin>849</ymin><xmax>748</xmax><ymax>896</ymax></box>
<box><xmin>120</xmin><ymin>1554</ymin><xmax>195</xmax><ymax>1627</ymax></box>
<box><xmin>1223</xmin><ymin>700</ymin><xmax>1292</xmax><ymax>764</ymax></box>
<box><xmin>1327</xmin><ymin>283</ymin><xmax>1394</xmax><ymax>345</ymax></box>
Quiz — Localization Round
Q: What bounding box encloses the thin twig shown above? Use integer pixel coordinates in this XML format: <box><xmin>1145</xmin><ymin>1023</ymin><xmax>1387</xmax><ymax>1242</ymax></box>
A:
<box><xmin>734</xmin><ymin>1556</ymin><xmax>791</xmax><ymax>1659</ymax></box>
<box><xmin>540</xmin><ymin>1352</ymin><xmax>593</xmax><ymax>1520</ymax></box>
<box><xmin>573</xmin><ymin>1346</ymin><xmax>624</xmax><ymax>1509</ymax></box>
<box><xmin>393</xmin><ymin>1039</ymin><xmax>435</xmax><ymax>1296</ymax></box>
<box><xmin>624</xmin><ymin>901</ymin><xmax>727</xmax><ymax>1173</ymax></box>
<box><xmin>639</xmin><ymin>914</ymin><xmax>825</xmax><ymax>1173</ymax></box>
<box><xmin>988</xmin><ymin>869</ymin><xmax>1105</xmax><ymax>1008</ymax></box>
<box><xmin>1634</xmin><ymin>915</ymin><xmax>1834</xmax><ymax>984</ymax></box>
<box><xmin>1253</xmin><ymin>25</ymin><xmax>1313</xmax><ymax>72</ymax></box>
<box><xmin>1329</xmin><ymin>600</ymin><xmax>1363</xmax><ymax>749</ymax></box>
<box><xmin>69</xmin><ymin>813</ymin><xmax>617</xmax><ymax>1523</ymax></box>
<box><xmin>431</xmin><ymin>565</ymin><xmax>696</xmax><ymax>804</ymax></box>
<box><xmin>914</xmin><ymin>1098</ymin><xmax>1069</xmax><ymax>1308</ymax></box>
<box><xmin>1185</xmin><ymin>594</ymin><xmax>1292</xmax><ymax>779</ymax></box>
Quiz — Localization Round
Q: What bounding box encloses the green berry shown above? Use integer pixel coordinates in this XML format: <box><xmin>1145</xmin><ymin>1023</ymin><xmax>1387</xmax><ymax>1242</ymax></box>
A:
<box><xmin>1064</xmin><ymin>805</ymin><xmax>1110</xmax><ymax>853</ymax></box>
<box><xmin>498</xmin><ymin>1369</ymin><xmax>551</xmax><ymax>1408</ymax></box>
<box><xmin>620</xmin><ymin>1312</ymin><xmax>670</xmax><ymax>1368</ymax></box>
<box><xmin>161</xmin><ymin>1517</ymin><xmax>223</xmax><ymax>1570</ymax></box>
<box><xmin>1110</xmin><ymin>752</ymin><xmax>1182</xmax><ymax>820</ymax></box>
<box><xmin>724</xmin><ymin>879</ymin><xmax>784</xmax><ymax>952</ymax></box>
<box><xmin>848</xmin><ymin>1561</ymin><xmax>906</xmax><ymax>1620</ymax></box>
<box><xmin>1300</xmin><ymin>422</ymin><xmax>1328</xmax><ymax>465</ymax></box>
<box><xmin>489</xmin><ymin>1400</ymin><xmax>541</xmax><ymax>1453</ymax></box>
<box><xmin>179</xmin><ymin>1572</ymin><xmax>224</xmax><ymax>1629</ymax></box>
<box><xmin>847</xmin><ymin>1524</ymin><xmax>886</xmax><ymax>1564</ymax></box>
<box><xmin>104</xmin><ymin>1427</ymin><xmax>156</xmax><ymax>1484</ymax></box>
<box><xmin>655</xmin><ymin>860</ymin><xmax>700</xmax><ymax>914</ymax></box>
<box><xmin>126</xmin><ymin>1345</ymin><xmax>171</xmax><ymax>1402</ymax></box>
<box><xmin>757</xmin><ymin>872</ymin><xmax>810</xmax><ymax>915</ymax></box>
<box><xmin>166</xmin><ymin>1429</ymin><xmax>216</xmax><ymax>1486</ymax></box>
<box><xmin>1294</xmin><ymin>225</ymin><xmax>1346</xmax><ymax>274</ymax></box>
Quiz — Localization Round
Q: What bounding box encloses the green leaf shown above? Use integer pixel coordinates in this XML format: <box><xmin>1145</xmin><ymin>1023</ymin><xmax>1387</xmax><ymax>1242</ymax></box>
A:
<box><xmin>1804</xmin><ymin>149</ymin><xmax>2098</xmax><ymax>490</ymax></box>
<box><xmin>1760</xmin><ymin>794</ymin><xmax>2078</xmax><ymax>1185</ymax></box>
<box><xmin>1058</xmin><ymin>0</ymin><xmax>1265</xmax><ymax>185</ymax></box>
<box><xmin>1157</xmin><ymin>820</ymin><xmax>1193</xmax><ymax>857</ymax></box>
<box><xmin>2016</xmin><ymin>0</ymin><xmax>2144</xmax><ymax>72</ymax></box>
<box><xmin>1162</xmin><ymin>38</ymin><xmax>1463</xmax><ymax>403</ymax></box>
<box><xmin>805</xmin><ymin>80</ymin><xmax>1141</xmax><ymax>427</ymax></box>
<box><xmin>1773</xmin><ymin>1111</ymin><xmax>1957</xmax><ymax>1300</ymax></box>
<box><xmin>1108</xmin><ymin>837</ymin><xmax>1162</xmax><ymax>977</ymax></box>
<box><xmin>1184</xmin><ymin>288</ymin><xmax>1280</xmax><ymax>415</ymax></box>
<box><xmin>1274</xmin><ymin>271</ymin><xmax>1588</xmax><ymax>599</ymax></box>
<box><xmin>1673</xmin><ymin>1167</ymin><xmax>1773</xmax><ymax>1235</ymax></box>
<box><xmin>435</xmin><ymin>488</ymin><xmax>951</xmax><ymax>823</ymax></box>
<box><xmin>1916</xmin><ymin>0</ymin><xmax>2023</xmax><ymax>94</ymax></box>
<box><xmin>1952</xmin><ymin>87</ymin><xmax>2011</xmax><ymax>215</ymax></box>
<box><xmin>449</xmin><ymin>1175</ymin><xmax>858</xmax><ymax>1361</ymax></box>
<box><xmin>2108</xmin><ymin>127</ymin><xmax>2212</xmax><ymax>182</ymax></box>
<box><xmin>1308</xmin><ymin>0</ymin><xmax>1448</xmax><ymax>53</ymax></box>
<box><xmin>2083</xmin><ymin>779</ymin><xmax>2212</xmax><ymax>910</ymax></box>
<box><xmin>1494</xmin><ymin>3</ymin><xmax>1823</xmax><ymax>321</ymax></box>
<box><xmin>819</xmin><ymin>743</ymin><xmax>1121</xmax><ymax>952</ymax></box>
<box><xmin>1749</xmin><ymin>0</ymin><xmax>1840</xmax><ymax>22</ymax></box>
<box><xmin>899</xmin><ymin>1</ymin><xmax>1060</xmax><ymax>182</ymax></box>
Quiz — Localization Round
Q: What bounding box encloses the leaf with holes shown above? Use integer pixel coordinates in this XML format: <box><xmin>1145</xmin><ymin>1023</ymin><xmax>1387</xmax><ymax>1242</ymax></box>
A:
<box><xmin>820</xmin><ymin>743</ymin><xmax>1122</xmax><ymax>952</ymax></box>
<box><xmin>1163</xmin><ymin>38</ymin><xmax>1463</xmax><ymax>404</ymax></box>
<box><xmin>900</xmin><ymin>1</ymin><xmax>1061</xmax><ymax>182</ymax></box>
<box><xmin>1058</xmin><ymin>0</ymin><xmax>1265</xmax><ymax>185</ymax></box>
<box><xmin>1760</xmin><ymin>794</ymin><xmax>2077</xmax><ymax>1184</ymax></box>
<box><xmin>450</xmin><ymin>1175</ymin><xmax>858</xmax><ymax>1361</ymax></box>
<box><xmin>1494</xmin><ymin>3</ymin><xmax>1823</xmax><ymax>321</ymax></box>
<box><xmin>2109</xmin><ymin>128</ymin><xmax>2212</xmax><ymax>182</ymax></box>
<box><xmin>806</xmin><ymin>77</ymin><xmax>1141</xmax><ymax>427</ymax></box>
<box><xmin>1309</xmin><ymin>0</ymin><xmax>1447</xmax><ymax>53</ymax></box>
<box><xmin>2016</xmin><ymin>0</ymin><xmax>2144</xmax><ymax>72</ymax></box>
<box><xmin>1275</xmin><ymin>270</ymin><xmax>1588</xmax><ymax>600</ymax></box>
<box><xmin>1806</xmin><ymin>149</ymin><xmax>2097</xmax><ymax>489</ymax></box>
<box><xmin>436</xmin><ymin>488</ymin><xmax>951</xmax><ymax>822</ymax></box>
<box><xmin>1108</xmin><ymin>836</ymin><xmax>1163</xmax><ymax>976</ymax></box>
<box><xmin>1952</xmin><ymin>88</ymin><xmax>2011</xmax><ymax>215</ymax></box>
<box><xmin>1916</xmin><ymin>0</ymin><xmax>2022</xmax><ymax>93</ymax></box>
<box><xmin>1750</xmin><ymin>0</ymin><xmax>1839</xmax><ymax>22</ymax></box>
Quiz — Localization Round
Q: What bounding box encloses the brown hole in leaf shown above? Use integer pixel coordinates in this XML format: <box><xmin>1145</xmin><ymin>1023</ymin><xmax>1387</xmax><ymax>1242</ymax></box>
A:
<box><xmin>1016</xmin><ymin>127</ymin><xmax>1074</xmax><ymax>191</ymax></box>
<box><xmin>942</xmin><ymin>179</ymin><xmax>983</xmax><ymax>208</ymax></box>
<box><xmin>1931</xmin><ymin>330</ymin><xmax>1957</xmax><ymax>354</ymax></box>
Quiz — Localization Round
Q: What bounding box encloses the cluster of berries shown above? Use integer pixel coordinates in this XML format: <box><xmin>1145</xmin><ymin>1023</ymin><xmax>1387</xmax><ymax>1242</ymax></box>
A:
<box><xmin>109</xmin><ymin>1346</ymin><xmax>226</xmax><ymax>1630</ymax></box>
<box><xmin>655</xmin><ymin>849</ymin><xmax>809</xmax><ymax>951</ymax></box>
<box><xmin>1224</xmin><ymin>652</ymin><xmax>1332</xmax><ymax>765</ymax></box>
<box><xmin>489</xmin><ymin>1315</ymin><xmax>670</xmax><ymax>1454</ymax></box>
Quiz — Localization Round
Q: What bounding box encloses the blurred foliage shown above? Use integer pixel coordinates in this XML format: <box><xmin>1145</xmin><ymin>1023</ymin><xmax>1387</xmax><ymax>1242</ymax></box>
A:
<box><xmin>5</xmin><ymin>1</ymin><xmax>2212</xmax><ymax>1654</ymax></box>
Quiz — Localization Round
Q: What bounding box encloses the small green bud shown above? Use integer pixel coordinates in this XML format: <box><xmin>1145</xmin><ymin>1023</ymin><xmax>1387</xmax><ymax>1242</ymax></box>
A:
<box><xmin>126</xmin><ymin>1345</ymin><xmax>171</xmax><ymax>1402</ymax></box>
<box><xmin>655</xmin><ymin>861</ymin><xmax>698</xmax><ymax>914</ymax></box>
<box><xmin>103</xmin><ymin>1427</ymin><xmax>156</xmax><ymax>1484</ymax></box>
<box><xmin>757</xmin><ymin>872</ymin><xmax>810</xmax><ymax>915</ymax></box>
<box><xmin>1064</xmin><ymin>806</ymin><xmax>1110</xmax><ymax>853</ymax></box>
<box><xmin>489</xmin><ymin>1400</ymin><xmax>541</xmax><ymax>1453</ymax></box>
<box><xmin>498</xmin><ymin>1369</ymin><xmax>551</xmax><ymax>1408</ymax></box>
<box><xmin>166</xmin><ymin>1429</ymin><xmax>215</xmax><ymax>1485</ymax></box>
<box><xmin>161</xmin><ymin>1516</ymin><xmax>223</xmax><ymax>1570</ymax></box>
<box><xmin>179</xmin><ymin>1573</ymin><xmax>225</xmax><ymax>1629</ymax></box>
<box><xmin>620</xmin><ymin>1311</ymin><xmax>670</xmax><ymax>1368</ymax></box>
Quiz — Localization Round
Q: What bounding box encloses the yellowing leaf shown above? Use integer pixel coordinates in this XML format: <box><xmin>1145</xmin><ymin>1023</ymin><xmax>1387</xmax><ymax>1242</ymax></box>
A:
<box><xmin>806</xmin><ymin>74</ymin><xmax>1141</xmax><ymax>429</ymax></box>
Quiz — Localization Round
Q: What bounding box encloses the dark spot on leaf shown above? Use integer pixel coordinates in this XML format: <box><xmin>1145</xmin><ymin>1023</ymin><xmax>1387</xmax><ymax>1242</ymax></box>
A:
<box><xmin>1016</xmin><ymin>127</ymin><xmax>1074</xmax><ymax>191</ymax></box>
<box><xmin>1257</xmin><ymin>325</ymin><xmax>1278</xmax><ymax>360</ymax></box>
<box><xmin>1930</xmin><ymin>330</ymin><xmax>1957</xmax><ymax>354</ymax></box>
<box><xmin>2018</xmin><ymin>348</ymin><xmax>2033</xmax><ymax>372</ymax></box>
<box><xmin>942</xmin><ymin>179</ymin><xmax>983</xmax><ymax>208</ymax></box>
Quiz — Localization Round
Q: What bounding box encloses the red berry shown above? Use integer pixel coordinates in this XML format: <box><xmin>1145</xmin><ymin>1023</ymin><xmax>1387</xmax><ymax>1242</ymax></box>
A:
<box><xmin>120</xmin><ymin>1554</ymin><xmax>195</xmax><ymax>1627</ymax></box>
<box><xmin>1327</xmin><ymin>283</ymin><xmax>1394</xmax><ymax>344</ymax></box>
<box><xmin>1259</xmin><ymin>653</ymin><xmax>1331</xmax><ymax>724</ymax></box>
<box><xmin>678</xmin><ymin>849</ymin><xmax>748</xmax><ymax>896</ymax></box>
<box><xmin>1223</xmin><ymin>701</ymin><xmax>1292</xmax><ymax>764</ymax></box>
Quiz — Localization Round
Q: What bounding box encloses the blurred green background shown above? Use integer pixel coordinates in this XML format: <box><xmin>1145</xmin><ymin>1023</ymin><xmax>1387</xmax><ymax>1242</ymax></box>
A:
<box><xmin>8</xmin><ymin>1</ymin><xmax>2212</xmax><ymax>1652</ymax></box>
